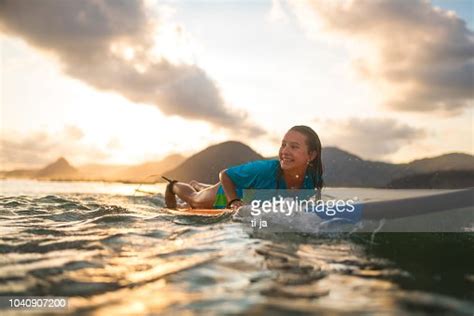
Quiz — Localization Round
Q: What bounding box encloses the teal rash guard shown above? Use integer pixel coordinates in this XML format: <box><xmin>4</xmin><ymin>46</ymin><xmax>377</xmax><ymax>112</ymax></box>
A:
<box><xmin>213</xmin><ymin>159</ymin><xmax>317</xmax><ymax>209</ymax></box>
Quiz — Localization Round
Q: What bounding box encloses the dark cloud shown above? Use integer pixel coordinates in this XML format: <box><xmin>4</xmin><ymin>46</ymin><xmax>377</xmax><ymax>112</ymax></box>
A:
<box><xmin>318</xmin><ymin>117</ymin><xmax>425</xmax><ymax>159</ymax></box>
<box><xmin>293</xmin><ymin>0</ymin><xmax>474</xmax><ymax>114</ymax></box>
<box><xmin>0</xmin><ymin>0</ymin><xmax>263</xmax><ymax>133</ymax></box>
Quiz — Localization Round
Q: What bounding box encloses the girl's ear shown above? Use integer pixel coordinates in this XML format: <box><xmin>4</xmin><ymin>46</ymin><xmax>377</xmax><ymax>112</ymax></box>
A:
<box><xmin>310</xmin><ymin>151</ymin><xmax>317</xmax><ymax>161</ymax></box>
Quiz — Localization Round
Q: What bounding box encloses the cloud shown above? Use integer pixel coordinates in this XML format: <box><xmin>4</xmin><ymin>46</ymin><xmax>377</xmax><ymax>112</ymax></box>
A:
<box><xmin>317</xmin><ymin>117</ymin><xmax>425</xmax><ymax>160</ymax></box>
<box><xmin>107</xmin><ymin>137</ymin><xmax>121</xmax><ymax>150</ymax></box>
<box><xmin>0</xmin><ymin>0</ymin><xmax>263</xmax><ymax>133</ymax></box>
<box><xmin>0</xmin><ymin>127</ymin><xmax>108</xmax><ymax>169</ymax></box>
<box><xmin>267</xmin><ymin>0</ymin><xmax>290</xmax><ymax>24</ymax></box>
<box><xmin>64</xmin><ymin>125</ymin><xmax>84</xmax><ymax>141</ymax></box>
<box><xmin>291</xmin><ymin>0</ymin><xmax>474</xmax><ymax>114</ymax></box>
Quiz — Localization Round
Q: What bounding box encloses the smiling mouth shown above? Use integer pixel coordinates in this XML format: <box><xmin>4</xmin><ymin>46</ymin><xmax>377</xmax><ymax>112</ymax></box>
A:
<box><xmin>280</xmin><ymin>157</ymin><xmax>294</xmax><ymax>163</ymax></box>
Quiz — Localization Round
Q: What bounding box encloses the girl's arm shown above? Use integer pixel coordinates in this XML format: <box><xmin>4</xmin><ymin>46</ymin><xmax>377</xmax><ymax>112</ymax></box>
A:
<box><xmin>219</xmin><ymin>170</ymin><xmax>243</xmax><ymax>209</ymax></box>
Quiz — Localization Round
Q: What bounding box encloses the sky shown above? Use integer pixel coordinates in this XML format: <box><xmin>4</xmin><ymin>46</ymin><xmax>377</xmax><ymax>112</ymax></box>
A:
<box><xmin>1</xmin><ymin>0</ymin><xmax>473</xmax><ymax>169</ymax></box>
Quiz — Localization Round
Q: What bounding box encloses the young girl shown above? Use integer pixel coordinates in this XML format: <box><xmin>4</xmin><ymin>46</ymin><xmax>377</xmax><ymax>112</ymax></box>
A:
<box><xmin>164</xmin><ymin>125</ymin><xmax>323</xmax><ymax>210</ymax></box>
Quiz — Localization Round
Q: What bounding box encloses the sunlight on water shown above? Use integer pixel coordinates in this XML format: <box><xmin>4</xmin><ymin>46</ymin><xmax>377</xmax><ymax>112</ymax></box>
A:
<box><xmin>0</xmin><ymin>180</ymin><xmax>473</xmax><ymax>315</ymax></box>
<box><xmin>0</xmin><ymin>179</ymin><xmax>165</xmax><ymax>196</ymax></box>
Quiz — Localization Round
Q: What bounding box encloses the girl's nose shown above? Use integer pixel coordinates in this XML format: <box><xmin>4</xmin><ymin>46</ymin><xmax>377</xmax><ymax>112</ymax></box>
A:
<box><xmin>281</xmin><ymin>145</ymin><xmax>290</xmax><ymax>154</ymax></box>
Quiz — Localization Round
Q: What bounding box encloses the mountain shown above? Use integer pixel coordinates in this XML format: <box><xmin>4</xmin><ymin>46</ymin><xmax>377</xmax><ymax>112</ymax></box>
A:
<box><xmin>1</xmin><ymin>169</ymin><xmax>37</xmax><ymax>178</ymax></box>
<box><xmin>78</xmin><ymin>154</ymin><xmax>186</xmax><ymax>182</ymax></box>
<box><xmin>163</xmin><ymin>141</ymin><xmax>264</xmax><ymax>183</ymax></box>
<box><xmin>1</xmin><ymin>145</ymin><xmax>472</xmax><ymax>188</ymax></box>
<box><xmin>77</xmin><ymin>164</ymin><xmax>130</xmax><ymax>181</ymax></box>
<box><xmin>322</xmin><ymin>147</ymin><xmax>406</xmax><ymax>187</ymax></box>
<box><xmin>265</xmin><ymin>147</ymin><xmax>409</xmax><ymax>187</ymax></box>
<box><xmin>164</xmin><ymin>143</ymin><xmax>473</xmax><ymax>188</ymax></box>
<box><xmin>35</xmin><ymin>157</ymin><xmax>79</xmax><ymax>179</ymax></box>
<box><xmin>111</xmin><ymin>154</ymin><xmax>186</xmax><ymax>182</ymax></box>
<box><xmin>387</xmin><ymin>170</ymin><xmax>474</xmax><ymax>189</ymax></box>
<box><xmin>403</xmin><ymin>153</ymin><xmax>474</xmax><ymax>173</ymax></box>
<box><xmin>322</xmin><ymin>149</ymin><xmax>474</xmax><ymax>188</ymax></box>
<box><xmin>1</xmin><ymin>154</ymin><xmax>186</xmax><ymax>183</ymax></box>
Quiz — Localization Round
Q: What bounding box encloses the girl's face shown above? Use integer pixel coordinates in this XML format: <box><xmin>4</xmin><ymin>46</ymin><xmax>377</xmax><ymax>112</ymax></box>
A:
<box><xmin>279</xmin><ymin>130</ymin><xmax>316</xmax><ymax>171</ymax></box>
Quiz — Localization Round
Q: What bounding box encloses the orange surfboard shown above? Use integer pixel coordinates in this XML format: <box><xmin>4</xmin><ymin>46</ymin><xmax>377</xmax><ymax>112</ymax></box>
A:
<box><xmin>163</xmin><ymin>208</ymin><xmax>234</xmax><ymax>217</ymax></box>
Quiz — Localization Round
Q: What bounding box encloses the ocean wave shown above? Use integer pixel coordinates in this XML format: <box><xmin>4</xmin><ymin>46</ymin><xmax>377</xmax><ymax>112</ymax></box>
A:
<box><xmin>0</xmin><ymin>191</ymin><xmax>472</xmax><ymax>315</ymax></box>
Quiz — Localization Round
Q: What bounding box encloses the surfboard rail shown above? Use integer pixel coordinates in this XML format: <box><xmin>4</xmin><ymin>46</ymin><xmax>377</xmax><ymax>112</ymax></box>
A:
<box><xmin>361</xmin><ymin>187</ymin><xmax>473</xmax><ymax>220</ymax></box>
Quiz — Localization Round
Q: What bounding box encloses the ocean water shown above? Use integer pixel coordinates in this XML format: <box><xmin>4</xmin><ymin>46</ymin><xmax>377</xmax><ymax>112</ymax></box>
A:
<box><xmin>0</xmin><ymin>179</ymin><xmax>473</xmax><ymax>315</ymax></box>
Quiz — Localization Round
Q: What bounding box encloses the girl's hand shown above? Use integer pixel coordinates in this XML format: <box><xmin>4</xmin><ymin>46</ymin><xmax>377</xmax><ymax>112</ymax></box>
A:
<box><xmin>228</xmin><ymin>199</ymin><xmax>244</xmax><ymax>211</ymax></box>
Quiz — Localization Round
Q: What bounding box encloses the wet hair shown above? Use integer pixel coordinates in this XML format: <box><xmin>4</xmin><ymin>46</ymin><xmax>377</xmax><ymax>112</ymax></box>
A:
<box><xmin>277</xmin><ymin>125</ymin><xmax>324</xmax><ymax>191</ymax></box>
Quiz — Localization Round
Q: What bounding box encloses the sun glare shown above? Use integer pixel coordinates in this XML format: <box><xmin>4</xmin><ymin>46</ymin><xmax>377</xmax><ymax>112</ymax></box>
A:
<box><xmin>109</xmin><ymin>43</ymin><xmax>136</xmax><ymax>61</ymax></box>
<box><xmin>151</xmin><ymin>23</ymin><xmax>197</xmax><ymax>65</ymax></box>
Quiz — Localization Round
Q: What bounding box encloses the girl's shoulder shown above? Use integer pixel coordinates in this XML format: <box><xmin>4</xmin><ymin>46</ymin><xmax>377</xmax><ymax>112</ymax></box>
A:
<box><xmin>227</xmin><ymin>159</ymin><xmax>279</xmax><ymax>177</ymax></box>
<box><xmin>245</xmin><ymin>159</ymin><xmax>279</xmax><ymax>172</ymax></box>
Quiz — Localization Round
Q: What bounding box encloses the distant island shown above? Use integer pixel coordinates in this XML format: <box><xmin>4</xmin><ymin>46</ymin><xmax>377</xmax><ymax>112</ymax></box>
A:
<box><xmin>0</xmin><ymin>154</ymin><xmax>185</xmax><ymax>184</ymax></box>
<box><xmin>387</xmin><ymin>170</ymin><xmax>474</xmax><ymax>189</ymax></box>
<box><xmin>1</xmin><ymin>141</ymin><xmax>473</xmax><ymax>189</ymax></box>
